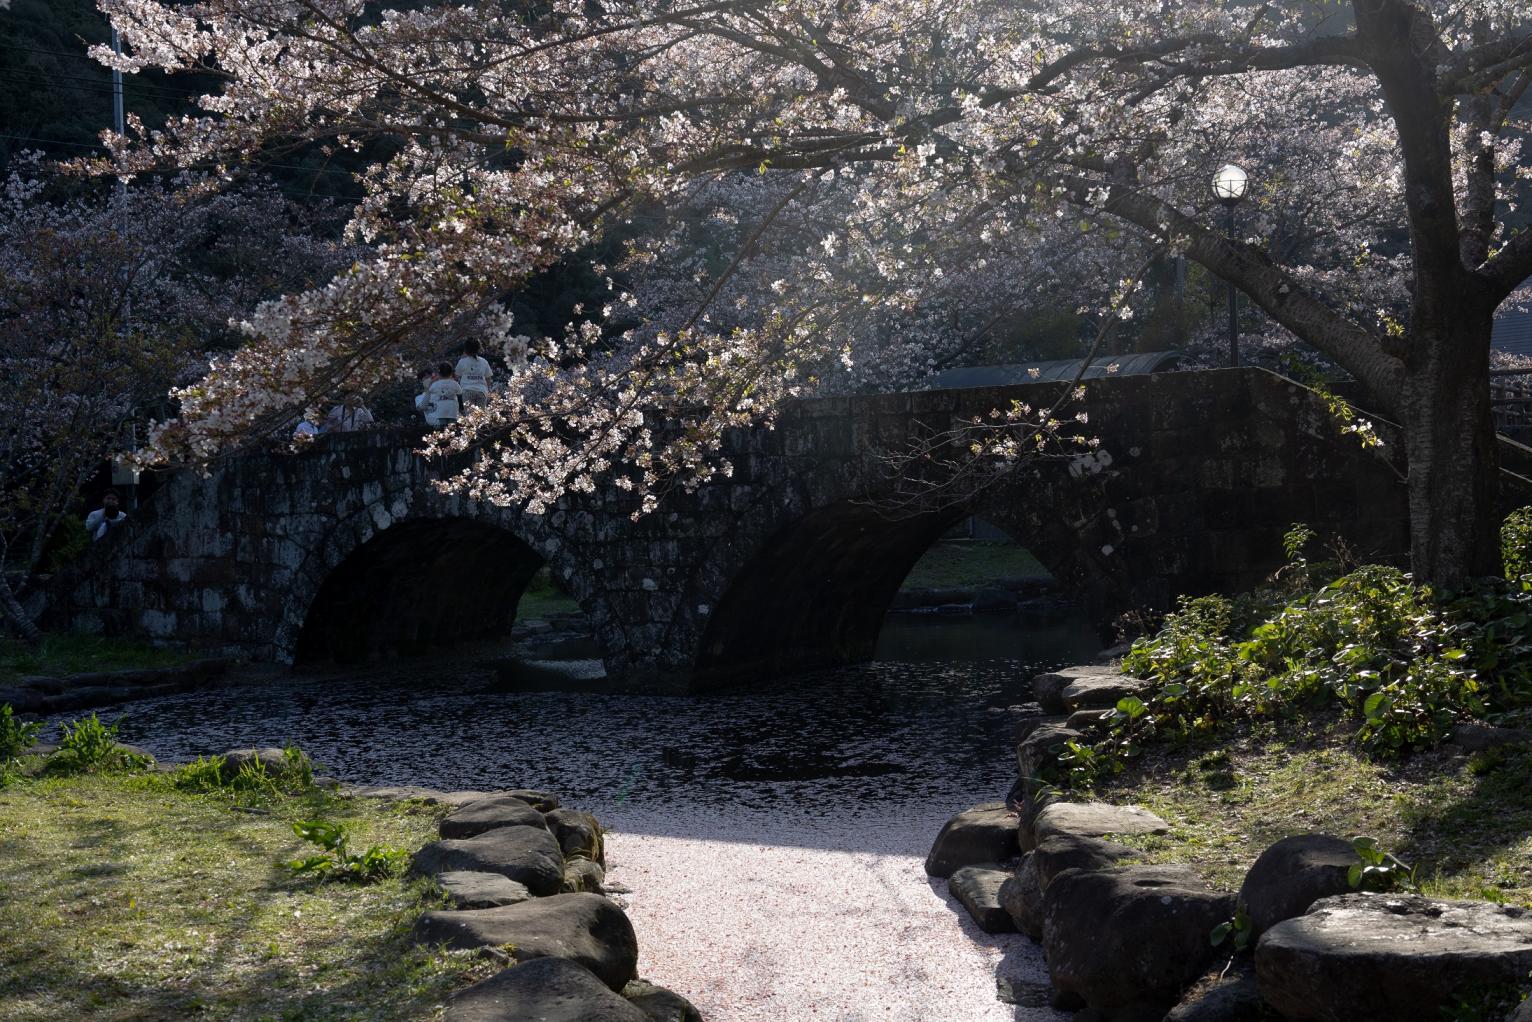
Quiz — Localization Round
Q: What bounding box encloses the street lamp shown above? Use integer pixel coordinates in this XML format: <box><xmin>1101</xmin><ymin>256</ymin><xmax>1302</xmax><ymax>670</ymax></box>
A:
<box><xmin>1212</xmin><ymin>163</ymin><xmax>1249</xmax><ymax>368</ymax></box>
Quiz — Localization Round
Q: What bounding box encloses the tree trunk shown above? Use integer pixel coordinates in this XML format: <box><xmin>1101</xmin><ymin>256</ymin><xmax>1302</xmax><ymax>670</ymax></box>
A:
<box><xmin>0</xmin><ymin>533</ymin><xmax>42</xmax><ymax>646</ymax></box>
<box><xmin>1399</xmin><ymin>310</ymin><xmax>1502</xmax><ymax>590</ymax></box>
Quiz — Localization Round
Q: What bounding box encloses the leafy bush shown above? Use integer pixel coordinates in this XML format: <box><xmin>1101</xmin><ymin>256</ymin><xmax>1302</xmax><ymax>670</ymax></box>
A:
<box><xmin>0</xmin><ymin>704</ymin><xmax>42</xmax><ymax>784</ymax></box>
<box><xmin>0</xmin><ymin>704</ymin><xmax>41</xmax><ymax>764</ymax></box>
<box><xmin>1503</xmin><ymin>506</ymin><xmax>1532</xmax><ymax>583</ymax></box>
<box><xmin>47</xmin><ymin>714</ymin><xmax>149</xmax><ymax>774</ymax></box>
<box><xmin>1069</xmin><ymin>523</ymin><xmax>1532</xmax><ymax>786</ymax></box>
<box><xmin>175</xmin><ymin>746</ymin><xmax>315</xmax><ymax>797</ymax></box>
<box><xmin>283</xmin><ymin>819</ymin><xmax>407</xmax><ymax>884</ymax></box>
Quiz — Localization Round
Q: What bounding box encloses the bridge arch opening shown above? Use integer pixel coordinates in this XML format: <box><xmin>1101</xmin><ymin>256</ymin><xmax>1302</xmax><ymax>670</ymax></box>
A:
<box><xmin>692</xmin><ymin>505</ymin><xmax>1089</xmax><ymax>686</ymax></box>
<box><xmin>294</xmin><ymin>517</ymin><xmax>563</xmax><ymax>664</ymax></box>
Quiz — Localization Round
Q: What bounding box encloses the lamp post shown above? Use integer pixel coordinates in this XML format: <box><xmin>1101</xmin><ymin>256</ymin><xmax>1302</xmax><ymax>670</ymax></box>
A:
<box><xmin>1212</xmin><ymin>163</ymin><xmax>1249</xmax><ymax>368</ymax></box>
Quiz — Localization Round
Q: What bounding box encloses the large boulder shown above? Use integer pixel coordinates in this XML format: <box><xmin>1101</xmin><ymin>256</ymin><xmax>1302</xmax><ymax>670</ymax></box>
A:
<box><xmin>1061</xmin><ymin>675</ymin><xmax>1150</xmax><ymax>713</ymax></box>
<box><xmin>1032</xmin><ymin>801</ymin><xmax>1168</xmax><ymax>844</ymax></box>
<box><xmin>503</xmin><ymin>789</ymin><xmax>561</xmax><ymax>812</ymax></box>
<box><xmin>925</xmin><ymin>803</ymin><xmax>1019</xmax><ymax>877</ymax></box>
<box><xmin>1236</xmin><ymin>834</ymin><xmax>1357</xmax><ymax>937</ymax></box>
<box><xmin>435</xmin><ymin>871</ymin><xmax>534</xmax><ymax>910</ymax></box>
<box><xmin>412</xmin><ymin>826</ymin><xmax>566</xmax><ymax>896</ymax></box>
<box><xmin>413</xmin><ymin>893</ymin><xmax>639</xmax><ymax>991</ymax></box>
<box><xmin>998</xmin><ymin>853</ymin><xmax>1044</xmax><ymax>940</ymax></box>
<box><xmin>563</xmin><ymin>858</ymin><xmax>607</xmax><ymax>894</ymax></box>
<box><xmin>1017</xmin><ymin>721</ymin><xmax>1083</xmax><ymax>784</ymax></box>
<box><xmin>1042</xmin><ymin>865</ymin><xmax>1235</xmax><ymax>1017</ymax></box>
<box><xmin>1032</xmin><ymin>665</ymin><xmax>1121</xmax><ymax>714</ymax></box>
<box><xmin>1032</xmin><ymin>832</ymin><xmax>1144</xmax><ymax>888</ymax></box>
<box><xmin>440</xmin><ymin>796</ymin><xmax>549</xmax><ymax>839</ymax></box>
<box><xmin>446</xmin><ymin>957</ymin><xmax>646</xmax><ymax>1022</ymax></box>
<box><xmin>622</xmin><ymin>979</ymin><xmax>704</xmax><ymax>1022</ymax></box>
<box><xmin>949</xmin><ymin>864</ymin><xmax>1016</xmax><ymax>933</ymax></box>
<box><xmin>546</xmin><ymin>808</ymin><xmax>605</xmax><ymax>865</ymax></box>
<box><xmin>1255</xmin><ymin>893</ymin><xmax>1532</xmax><ymax>1022</ymax></box>
<box><xmin>219</xmin><ymin>746</ymin><xmax>307</xmax><ymax>780</ymax></box>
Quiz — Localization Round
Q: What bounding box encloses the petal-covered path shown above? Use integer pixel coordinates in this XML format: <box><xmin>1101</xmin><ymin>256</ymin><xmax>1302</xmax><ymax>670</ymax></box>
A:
<box><xmin>604</xmin><ymin>806</ymin><xmax>1063</xmax><ymax>1022</ymax></box>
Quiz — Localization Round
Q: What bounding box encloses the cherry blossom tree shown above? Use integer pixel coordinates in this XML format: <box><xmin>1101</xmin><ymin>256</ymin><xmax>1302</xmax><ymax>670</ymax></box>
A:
<box><xmin>0</xmin><ymin>167</ymin><xmax>348</xmax><ymax>641</ymax></box>
<box><xmin>89</xmin><ymin>0</ymin><xmax>1532</xmax><ymax>586</ymax></box>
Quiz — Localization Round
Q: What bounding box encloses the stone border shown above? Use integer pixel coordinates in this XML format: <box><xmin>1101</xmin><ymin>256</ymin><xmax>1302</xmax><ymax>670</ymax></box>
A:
<box><xmin>927</xmin><ymin>656</ymin><xmax>1532</xmax><ymax>1021</ymax></box>
<box><xmin>358</xmin><ymin>783</ymin><xmax>704</xmax><ymax>1021</ymax></box>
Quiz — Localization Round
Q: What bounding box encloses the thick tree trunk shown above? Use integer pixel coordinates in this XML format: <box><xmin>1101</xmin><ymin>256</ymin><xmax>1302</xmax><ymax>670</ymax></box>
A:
<box><xmin>1399</xmin><ymin>309</ymin><xmax>1502</xmax><ymax>590</ymax></box>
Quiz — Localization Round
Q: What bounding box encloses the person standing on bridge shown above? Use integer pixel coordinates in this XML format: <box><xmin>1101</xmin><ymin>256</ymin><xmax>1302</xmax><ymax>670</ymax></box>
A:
<box><xmin>84</xmin><ymin>490</ymin><xmax>128</xmax><ymax>541</ymax></box>
<box><xmin>424</xmin><ymin>362</ymin><xmax>463</xmax><ymax>428</ymax></box>
<box><xmin>454</xmin><ymin>340</ymin><xmax>493</xmax><ymax>410</ymax></box>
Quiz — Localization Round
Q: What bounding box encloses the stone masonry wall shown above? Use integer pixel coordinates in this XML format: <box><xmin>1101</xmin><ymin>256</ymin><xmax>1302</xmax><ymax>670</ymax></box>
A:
<box><xmin>51</xmin><ymin>368</ymin><xmax>1411</xmax><ymax>691</ymax></box>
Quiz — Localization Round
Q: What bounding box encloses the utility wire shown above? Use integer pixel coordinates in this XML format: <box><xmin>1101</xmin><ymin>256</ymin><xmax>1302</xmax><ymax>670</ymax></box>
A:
<box><xmin>0</xmin><ymin>130</ymin><xmax>364</xmax><ymax>181</ymax></box>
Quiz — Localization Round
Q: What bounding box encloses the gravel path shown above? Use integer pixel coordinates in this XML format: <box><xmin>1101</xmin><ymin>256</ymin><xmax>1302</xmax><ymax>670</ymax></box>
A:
<box><xmin>603</xmin><ymin>806</ymin><xmax>1064</xmax><ymax>1022</ymax></box>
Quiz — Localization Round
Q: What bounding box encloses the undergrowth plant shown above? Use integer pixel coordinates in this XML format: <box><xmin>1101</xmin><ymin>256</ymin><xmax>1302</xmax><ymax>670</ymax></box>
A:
<box><xmin>1064</xmin><ymin>519</ymin><xmax>1532</xmax><ymax>789</ymax></box>
<box><xmin>175</xmin><ymin>746</ymin><xmax>315</xmax><ymax>798</ymax></box>
<box><xmin>0</xmin><ymin>704</ymin><xmax>41</xmax><ymax>784</ymax></box>
<box><xmin>47</xmin><ymin>714</ymin><xmax>149</xmax><ymax>774</ymax></box>
<box><xmin>283</xmin><ymin>819</ymin><xmax>407</xmax><ymax>884</ymax></box>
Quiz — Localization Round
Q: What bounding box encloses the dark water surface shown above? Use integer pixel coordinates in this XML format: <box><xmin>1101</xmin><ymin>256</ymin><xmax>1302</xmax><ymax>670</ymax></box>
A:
<box><xmin>48</xmin><ymin>612</ymin><xmax>1099</xmax><ymax>825</ymax></box>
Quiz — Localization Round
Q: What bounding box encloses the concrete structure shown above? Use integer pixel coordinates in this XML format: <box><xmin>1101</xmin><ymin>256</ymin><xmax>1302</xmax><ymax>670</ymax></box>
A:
<box><xmin>52</xmin><ymin>369</ymin><xmax>1413</xmax><ymax>690</ymax></box>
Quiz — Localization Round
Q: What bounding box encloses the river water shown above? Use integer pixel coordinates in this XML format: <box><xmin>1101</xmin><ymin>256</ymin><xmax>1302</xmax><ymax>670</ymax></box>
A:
<box><xmin>48</xmin><ymin>611</ymin><xmax>1100</xmax><ymax>1022</ymax></box>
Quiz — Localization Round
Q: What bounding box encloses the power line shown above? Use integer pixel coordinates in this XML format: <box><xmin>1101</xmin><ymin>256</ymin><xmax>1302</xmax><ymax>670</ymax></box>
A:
<box><xmin>0</xmin><ymin>130</ymin><xmax>364</xmax><ymax>181</ymax></box>
<box><xmin>0</xmin><ymin>67</ymin><xmax>205</xmax><ymax>102</ymax></box>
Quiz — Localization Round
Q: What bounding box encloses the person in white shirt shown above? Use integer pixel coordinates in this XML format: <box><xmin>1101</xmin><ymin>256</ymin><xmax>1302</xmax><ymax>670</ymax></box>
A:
<box><xmin>425</xmin><ymin>362</ymin><xmax>462</xmax><ymax>427</ymax></box>
<box><xmin>454</xmin><ymin>340</ymin><xmax>493</xmax><ymax>409</ymax></box>
<box><xmin>414</xmin><ymin>368</ymin><xmax>433</xmax><ymax>421</ymax></box>
<box><xmin>84</xmin><ymin>490</ymin><xmax>128</xmax><ymax>541</ymax></box>
<box><xmin>324</xmin><ymin>395</ymin><xmax>375</xmax><ymax>432</ymax></box>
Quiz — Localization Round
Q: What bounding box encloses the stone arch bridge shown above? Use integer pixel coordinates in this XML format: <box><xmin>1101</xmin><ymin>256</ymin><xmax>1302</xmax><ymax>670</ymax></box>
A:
<box><xmin>53</xmin><ymin>369</ymin><xmax>1412</xmax><ymax>691</ymax></box>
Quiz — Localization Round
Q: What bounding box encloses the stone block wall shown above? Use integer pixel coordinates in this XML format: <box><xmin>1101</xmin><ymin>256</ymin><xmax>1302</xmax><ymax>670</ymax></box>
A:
<box><xmin>50</xmin><ymin>368</ymin><xmax>1412</xmax><ymax>690</ymax></box>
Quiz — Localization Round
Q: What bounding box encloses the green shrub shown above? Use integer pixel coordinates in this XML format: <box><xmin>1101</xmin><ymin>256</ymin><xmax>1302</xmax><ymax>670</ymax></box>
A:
<box><xmin>0</xmin><ymin>704</ymin><xmax>41</xmax><ymax>764</ymax></box>
<box><xmin>1503</xmin><ymin>506</ymin><xmax>1532</xmax><ymax>583</ymax></box>
<box><xmin>47</xmin><ymin>714</ymin><xmax>149</xmax><ymax>774</ymax></box>
<box><xmin>0</xmin><ymin>704</ymin><xmax>42</xmax><ymax>784</ymax></box>
<box><xmin>283</xmin><ymin>820</ymin><xmax>407</xmax><ymax>884</ymax></box>
<box><xmin>174</xmin><ymin>746</ymin><xmax>315</xmax><ymax>797</ymax></box>
<box><xmin>1083</xmin><ymin>527</ymin><xmax>1532</xmax><ymax>788</ymax></box>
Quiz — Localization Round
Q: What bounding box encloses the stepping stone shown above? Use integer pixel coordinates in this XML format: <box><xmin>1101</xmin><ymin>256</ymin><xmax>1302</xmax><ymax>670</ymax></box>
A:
<box><xmin>949</xmin><ymin>864</ymin><xmax>1016</xmax><ymax>933</ymax></box>
<box><xmin>925</xmin><ymin>803</ymin><xmax>1019</xmax><ymax>878</ymax></box>
<box><xmin>563</xmin><ymin>857</ymin><xmax>606</xmax><ymax>893</ymax></box>
<box><xmin>1060</xmin><ymin>675</ymin><xmax>1149</xmax><ymax>712</ymax></box>
<box><xmin>446</xmin><ymin>957</ymin><xmax>645</xmax><ymax>1022</ymax></box>
<box><xmin>1031</xmin><ymin>832</ymin><xmax>1143</xmax><ymax>888</ymax></box>
<box><xmin>546</xmin><ymin>808</ymin><xmax>604</xmax><ymax>865</ymax></box>
<box><xmin>412</xmin><ymin>825</ymin><xmax>566</xmax><ymax>896</ymax></box>
<box><xmin>1032</xmin><ymin>665</ymin><xmax>1120</xmax><ymax>713</ymax></box>
<box><xmin>435</xmin><ymin>871</ymin><xmax>533</xmax><ymax>910</ymax></box>
<box><xmin>999</xmin><ymin>853</ymin><xmax>1044</xmax><ymax>940</ymax></box>
<box><xmin>1256</xmin><ymin>894</ymin><xmax>1532</xmax><ymax>1022</ymax></box>
<box><xmin>503</xmin><ymin>788</ymin><xmax>560</xmax><ymax>812</ymax></box>
<box><xmin>622</xmin><ymin>978</ymin><xmax>704</xmax><ymax>1022</ymax></box>
<box><xmin>1237</xmin><ymin>833</ymin><xmax>1357</xmax><ymax>936</ymax></box>
<box><xmin>413</xmin><ymin>892</ymin><xmax>639</xmax><ymax>991</ymax></box>
<box><xmin>440</xmin><ymin>796</ymin><xmax>548</xmax><ymax>839</ymax></box>
<box><xmin>1032</xmin><ymin>801</ymin><xmax>1168</xmax><ymax>844</ymax></box>
<box><xmin>1044</xmin><ymin>865</ymin><xmax>1235</xmax><ymax>1016</ymax></box>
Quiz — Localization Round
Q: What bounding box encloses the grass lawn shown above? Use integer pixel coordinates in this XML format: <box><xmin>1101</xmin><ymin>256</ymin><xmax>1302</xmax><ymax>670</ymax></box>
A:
<box><xmin>899</xmin><ymin>540</ymin><xmax>1050</xmax><ymax>590</ymax></box>
<box><xmin>515</xmin><ymin>567</ymin><xmax>582</xmax><ymax>621</ymax></box>
<box><xmin>0</xmin><ymin>634</ymin><xmax>196</xmax><ymax>684</ymax></box>
<box><xmin>0</xmin><ymin>765</ymin><xmax>494</xmax><ymax>1021</ymax></box>
<box><xmin>1089</xmin><ymin>717</ymin><xmax>1532</xmax><ymax>906</ymax></box>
